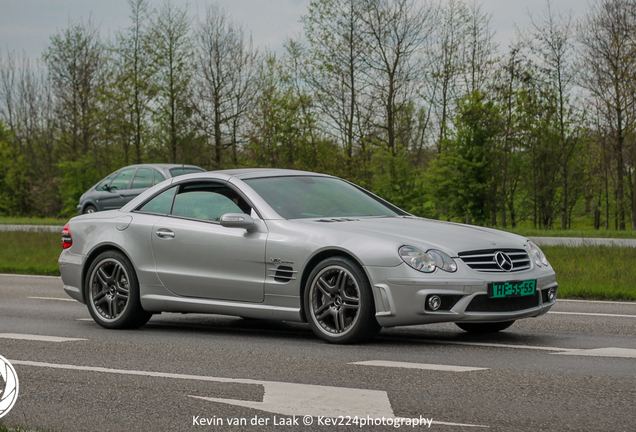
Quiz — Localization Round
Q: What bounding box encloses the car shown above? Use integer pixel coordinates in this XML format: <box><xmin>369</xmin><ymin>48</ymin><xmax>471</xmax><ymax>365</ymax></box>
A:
<box><xmin>59</xmin><ymin>168</ymin><xmax>558</xmax><ymax>344</ymax></box>
<box><xmin>76</xmin><ymin>163</ymin><xmax>206</xmax><ymax>214</ymax></box>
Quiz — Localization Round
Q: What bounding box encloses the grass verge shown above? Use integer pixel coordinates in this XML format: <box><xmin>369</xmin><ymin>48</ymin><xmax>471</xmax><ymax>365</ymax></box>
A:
<box><xmin>504</xmin><ymin>228</ymin><xmax>636</xmax><ymax>239</ymax></box>
<box><xmin>0</xmin><ymin>217</ymin><xmax>67</xmax><ymax>226</ymax></box>
<box><xmin>0</xmin><ymin>231</ymin><xmax>61</xmax><ymax>276</ymax></box>
<box><xmin>0</xmin><ymin>231</ymin><xmax>634</xmax><ymax>301</ymax></box>
<box><xmin>543</xmin><ymin>245</ymin><xmax>636</xmax><ymax>301</ymax></box>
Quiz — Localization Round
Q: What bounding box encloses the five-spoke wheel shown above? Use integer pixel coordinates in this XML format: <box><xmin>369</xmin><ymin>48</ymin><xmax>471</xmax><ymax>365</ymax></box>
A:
<box><xmin>305</xmin><ymin>257</ymin><xmax>380</xmax><ymax>344</ymax></box>
<box><xmin>85</xmin><ymin>251</ymin><xmax>151</xmax><ymax>329</ymax></box>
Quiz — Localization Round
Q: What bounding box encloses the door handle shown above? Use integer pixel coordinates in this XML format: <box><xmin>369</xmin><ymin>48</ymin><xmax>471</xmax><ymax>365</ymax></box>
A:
<box><xmin>156</xmin><ymin>229</ymin><xmax>175</xmax><ymax>239</ymax></box>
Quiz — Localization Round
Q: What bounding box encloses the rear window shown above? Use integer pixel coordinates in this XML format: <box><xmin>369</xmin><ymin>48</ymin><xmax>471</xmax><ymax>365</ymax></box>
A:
<box><xmin>169</xmin><ymin>167</ymin><xmax>205</xmax><ymax>177</ymax></box>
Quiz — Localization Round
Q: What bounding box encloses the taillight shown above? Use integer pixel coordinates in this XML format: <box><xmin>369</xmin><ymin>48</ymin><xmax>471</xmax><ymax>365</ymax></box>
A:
<box><xmin>62</xmin><ymin>223</ymin><xmax>72</xmax><ymax>249</ymax></box>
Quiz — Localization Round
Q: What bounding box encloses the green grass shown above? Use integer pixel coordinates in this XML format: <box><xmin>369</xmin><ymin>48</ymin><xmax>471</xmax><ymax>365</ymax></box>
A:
<box><xmin>0</xmin><ymin>217</ymin><xmax>67</xmax><ymax>226</ymax></box>
<box><xmin>504</xmin><ymin>227</ymin><xmax>636</xmax><ymax>239</ymax></box>
<box><xmin>543</xmin><ymin>245</ymin><xmax>636</xmax><ymax>301</ymax></box>
<box><xmin>0</xmin><ymin>231</ymin><xmax>61</xmax><ymax>276</ymax></box>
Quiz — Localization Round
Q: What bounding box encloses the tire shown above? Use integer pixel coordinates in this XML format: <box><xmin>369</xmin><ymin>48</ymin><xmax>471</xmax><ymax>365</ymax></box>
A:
<box><xmin>85</xmin><ymin>250</ymin><xmax>151</xmax><ymax>329</ymax></box>
<box><xmin>304</xmin><ymin>257</ymin><xmax>381</xmax><ymax>344</ymax></box>
<box><xmin>83</xmin><ymin>205</ymin><xmax>97</xmax><ymax>214</ymax></box>
<box><xmin>455</xmin><ymin>320</ymin><xmax>516</xmax><ymax>334</ymax></box>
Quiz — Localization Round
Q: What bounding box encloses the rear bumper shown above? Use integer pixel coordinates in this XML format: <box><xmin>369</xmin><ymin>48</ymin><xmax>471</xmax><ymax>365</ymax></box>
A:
<box><xmin>59</xmin><ymin>249</ymin><xmax>85</xmax><ymax>304</ymax></box>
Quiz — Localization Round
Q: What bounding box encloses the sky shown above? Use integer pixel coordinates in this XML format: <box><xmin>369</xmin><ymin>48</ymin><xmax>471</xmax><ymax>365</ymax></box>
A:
<box><xmin>0</xmin><ymin>0</ymin><xmax>584</xmax><ymax>61</ymax></box>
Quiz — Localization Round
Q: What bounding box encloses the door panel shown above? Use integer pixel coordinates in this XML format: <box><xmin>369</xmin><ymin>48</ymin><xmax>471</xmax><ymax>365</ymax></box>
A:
<box><xmin>151</xmin><ymin>217</ymin><xmax>267</xmax><ymax>302</ymax></box>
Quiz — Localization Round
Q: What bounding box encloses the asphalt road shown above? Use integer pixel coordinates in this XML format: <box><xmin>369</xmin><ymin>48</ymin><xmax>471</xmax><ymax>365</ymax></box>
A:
<box><xmin>1</xmin><ymin>274</ymin><xmax>635</xmax><ymax>432</ymax></box>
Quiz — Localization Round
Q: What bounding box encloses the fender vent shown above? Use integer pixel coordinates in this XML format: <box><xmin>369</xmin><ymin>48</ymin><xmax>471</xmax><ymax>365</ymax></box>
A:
<box><xmin>269</xmin><ymin>265</ymin><xmax>297</xmax><ymax>283</ymax></box>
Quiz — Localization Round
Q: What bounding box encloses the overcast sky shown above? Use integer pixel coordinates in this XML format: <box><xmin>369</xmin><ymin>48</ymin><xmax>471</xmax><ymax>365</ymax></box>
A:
<box><xmin>1</xmin><ymin>0</ymin><xmax>584</xmax><ymax>61</ymax></box>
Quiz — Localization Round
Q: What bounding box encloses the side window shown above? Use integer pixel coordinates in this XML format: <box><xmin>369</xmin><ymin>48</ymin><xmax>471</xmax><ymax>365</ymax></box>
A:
<box><xmin>109</xmin><ymin>168</ymin><xmax>135</xmax><ymax>191</ymax></box>
<box><xmin>170</xmin><ymin>182</ymin><xmax>251</xmax><ymax>222</ymax></box>
<box><xmin>138</xmin><ymin>187</ymin><xmax>177</xmax><ymax>214</ymax></box>
<box><xmin>131</xmin><ymin>168</ymin><xmax>153</xmax><ymax>189</ymax></box>
<box><xmin>154</xmin><ymin>170</ymin><xmax>166</xmax><ymax>185</ymax></box>
<box><xmin>96</xmin><ymin>174</ymin><xmax>115</xmax><ymax>191</ymax></box>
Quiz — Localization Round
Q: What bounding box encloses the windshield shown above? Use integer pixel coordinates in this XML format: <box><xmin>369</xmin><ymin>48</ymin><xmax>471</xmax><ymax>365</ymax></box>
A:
<box><xmin>244</xmin><ymin>176</ymin><xmax>402</xmax><ymax>219</ymax></box>
<box><xmin>169</xmin><ymin>167</ymin><xmax>206</xmax><ymax>177</ymax></box>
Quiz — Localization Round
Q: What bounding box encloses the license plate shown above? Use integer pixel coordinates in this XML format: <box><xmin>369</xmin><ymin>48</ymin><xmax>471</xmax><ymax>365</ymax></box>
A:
<box><xmin>488</xmin><ymin>280</ymin><xmax>536</xmax><ymax>299</ymax></box>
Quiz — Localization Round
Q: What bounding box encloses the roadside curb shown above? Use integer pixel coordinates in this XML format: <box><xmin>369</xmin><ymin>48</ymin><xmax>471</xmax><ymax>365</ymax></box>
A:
<box><xmin>0</xmin><ymin>225</ymin><xmax>63</xmax><ymax>232</ymax></box>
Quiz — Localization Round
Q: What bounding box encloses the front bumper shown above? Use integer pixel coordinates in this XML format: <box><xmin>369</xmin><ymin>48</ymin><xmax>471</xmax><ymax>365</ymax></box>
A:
<box><xmin>366</xmin><ymin>262</ymin><xmax>558</xmax><ymax>328</ymax></box>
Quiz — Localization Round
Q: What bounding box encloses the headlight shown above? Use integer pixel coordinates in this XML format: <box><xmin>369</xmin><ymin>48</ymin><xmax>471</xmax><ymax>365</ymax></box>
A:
<box><xmin>399</xmin><ymin>246</ymin><xmax>457</xmax><ymax>273</ymax></box>
<box><xmin>527</xmin><ymin>241</ymin><xmax>550</xmax><ymax>267</ymax></box>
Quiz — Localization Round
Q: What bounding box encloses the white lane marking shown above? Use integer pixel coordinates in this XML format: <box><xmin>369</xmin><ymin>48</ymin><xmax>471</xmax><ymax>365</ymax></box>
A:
<box><xmin>11</xmin><ymin>359</ymin><xmax>489</xmax><ymax>428</ymax></box>
<box><xmin>351</xmin><ymin>360</ymin><xmax>489</xmax><ymax>372</ymax></box>
<box><xmin>417</xmin><ymin>339</ymin><xmax>567</xmax><ymax>352</ymax></box>
<box><xmin>0</xmin><ymin>333</ymin><xmax>87</xmax><ymax>342</ymax></box>
<box><xmin>410</xmin><ymin>339</ymin><xmax>636</xmax><ymax>359</ymax></box>
<box><xmin>558</xmin><ymin>299</ymin><xmax>636</xmax><ymax>306</ymax></box>
<box><xmin>28</xmin><ymin>296</ymin><xmax>76</xmax><ymax>302</ymax></box>
<box><xmin>549</xmin><ymin>311</ymin><xmax>636</xmax><ymax>318</ymax></box>
<box><xmin>76</xmin><ymin>318</ymin><xmax>94</xmax><ymax>321</ymax></box>
<box><xmin>0</xmin><ymin>273</ymin><xmax>61</xmax><ymax>279</ymax></box>
<box><xmin>554</xmin><ymin>348</ymin><xmax>636</xmax><ymax>358</ymax></box>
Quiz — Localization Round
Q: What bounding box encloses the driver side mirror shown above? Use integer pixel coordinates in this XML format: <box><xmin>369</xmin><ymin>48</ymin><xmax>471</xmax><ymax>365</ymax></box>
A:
<box><xmin>101</xmin><ymin>184</ymin><xmax>111</xmax><ymax>192</ymax></box>
<box><xmin>220</xmin><ymin>213</ymin><xmax>257</xmax><ymax>232</ymax></box>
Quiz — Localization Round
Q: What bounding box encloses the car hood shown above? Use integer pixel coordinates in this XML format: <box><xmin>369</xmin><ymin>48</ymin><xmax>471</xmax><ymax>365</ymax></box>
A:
<box><xmin>298</xmin><ymin>216</ymin><xmax>528</xmax><ymax>255</ymax></box>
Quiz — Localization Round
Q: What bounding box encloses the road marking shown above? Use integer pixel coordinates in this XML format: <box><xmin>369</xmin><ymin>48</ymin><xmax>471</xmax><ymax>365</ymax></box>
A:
<box><xmin>28</xmin><ymin>296</ymin><xmax>76</xmax><ymax>302</ymax></box>
<box><xmin>558</xmin><ymin>299</ymin><xmax>636</xmax><ymax>306</ymax></box>
<box><xmin>549</xmin><ymin>311</ymin><xmax>636</xmax><ymax>318</ymax></box>
<box><xmin>554</xmin><ymin>348</ymin><xmax>636</xmax><ymax>359</ymax></box>
<box><xmin>397</xmin><ymin>338</ymin><xmax>636</xmax><ymax>359</ymax></box>
<box><xmin>0</xmin><ymin>333</ymin><xmax>87</xmax><ymax>342</ymax></box>
<box><xmin>414</xmin><ymin>339</ymin><xmax>567</xmax><ymax>352</ymax></box>
<box><xmin>350</xmin><ymin>360</ymin><xmax>489</xmax><ymax>372</ymax></box>
<box><xmin>76</xmin><ymin>318</ymin><xmax>94</xmax><ymax>321</ymax></box>
<box><xmin>10</xmin><ymin>359</ymin><xmax>489</xmax><ymax>428</ymax></box>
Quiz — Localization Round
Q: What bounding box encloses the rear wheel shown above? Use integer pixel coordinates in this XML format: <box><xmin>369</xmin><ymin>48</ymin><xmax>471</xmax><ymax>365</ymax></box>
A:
<box><xmin>85</xmin><ymin>251</ymin><xmax>151</xmax><ymax>329</ymax></box>
<box><xmin>455</xmin><ymin>320</ymin><xmax>515</xmax><ymax>334</ymax></box>
<box><xmin>304</xmin><ymin>257</ymin><xmax>380</xmax><ymax>344</ymax></box>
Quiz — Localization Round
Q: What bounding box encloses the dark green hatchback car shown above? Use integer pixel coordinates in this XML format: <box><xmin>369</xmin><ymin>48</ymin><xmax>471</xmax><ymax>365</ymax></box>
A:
<box><xmin>77</xmin><ymin>164</ymin><xmax>205</xmax><ymax>214</ymax></box>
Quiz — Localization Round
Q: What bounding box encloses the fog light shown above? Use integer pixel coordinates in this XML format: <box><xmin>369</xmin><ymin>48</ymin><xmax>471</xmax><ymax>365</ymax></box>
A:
<box><xmin>427</xmin><ymin>295</ymin><xmax>442</xmax><ymax>311</ymax></box>
<box><xmin>547</xmin><ymin>287</ymin><xmax>557</xmax><ymax>301</ymax></box>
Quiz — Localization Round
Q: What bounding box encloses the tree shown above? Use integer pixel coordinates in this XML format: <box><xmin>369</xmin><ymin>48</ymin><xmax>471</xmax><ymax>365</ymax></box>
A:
<box><xmin>578</xmin><ymin>0</ymin><xmax>636</xmax><ymax>230</ymax></box>
<box><xmin>194</xmin><ymin>4</ymin><xmax>258</xmax><ymax>168</ymax></box>
<box><xmin>358</xmin><ymin>0</ymin><xmax>435</xmax><ymax>158</ymax></box>
<box><xmin>428</xmin><ymin>91</ymin><xmax>501</xmax><ymax>225</ymax></box>
<box><xmin>147</xmin><ymin>0</ymin><xmax>194</xmax><ymax>163</ymax></box>
<box><xmin>301</xmin><ymin>0</ymin><xmax>374</xmax><ymax>180</ymax></box>
<box><xmin>111</xmin><ymin>0</ymin><xmax>156</xmax><ymax>165</ymax></box>
<box><xmin>527</xmin><ymin>0</ymin><xmax>579</xmax><ymax>229</ymax></box>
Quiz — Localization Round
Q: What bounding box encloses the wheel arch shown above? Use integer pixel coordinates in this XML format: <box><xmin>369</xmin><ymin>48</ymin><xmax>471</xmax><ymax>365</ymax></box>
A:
<box><xmin>81</xmin><ymin>202</ymin><xmax>98</xmax><ymax>214</ymax></box>
<box><xmin>298</xmin><ymin>248</ymin><xmax>372</xmax><ymax>322</ymax></box>
<box><xmin>81</xmin><ymin>243</ymin><xmax>136</xmax><ymax>303</ymax></box>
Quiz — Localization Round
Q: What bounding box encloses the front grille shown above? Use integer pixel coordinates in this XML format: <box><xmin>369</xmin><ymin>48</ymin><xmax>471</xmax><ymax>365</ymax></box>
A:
<box><xmin>458</xmin><ymin>249</ymin><xmax>531</xmax><ymax>272</ymax></box>
<box><xmin>466</xmin><ymin>292</ymin><xmax>540</xmax><ymax>312</ymax></box>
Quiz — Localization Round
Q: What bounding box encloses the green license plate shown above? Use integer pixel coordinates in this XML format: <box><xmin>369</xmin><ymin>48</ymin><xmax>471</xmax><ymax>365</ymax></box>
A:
<box><xmin>488</xmin><ymin>280</ymin><xmax>536</xmax><ymax>299</ymax></box>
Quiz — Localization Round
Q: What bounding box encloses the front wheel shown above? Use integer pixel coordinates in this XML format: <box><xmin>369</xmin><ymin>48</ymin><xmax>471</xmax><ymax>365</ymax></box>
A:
<box><xmin>304</xmin><ymin>257</ymin><xmax>380</xmax><ymax>344</ymax></box>
<box><xmin>83</xmin><ymin>205</ymin><xmax>97</xmax><ymax>214</ymax></box>
<box><xmin>85</xmin><ymin>250</ymin><xmax>151</xmax><ymax>329</ymax></box>
<box><xmin>455</xmin><ymin>320</ymin><xmax>516</xmax><ymax>334</ymax></box>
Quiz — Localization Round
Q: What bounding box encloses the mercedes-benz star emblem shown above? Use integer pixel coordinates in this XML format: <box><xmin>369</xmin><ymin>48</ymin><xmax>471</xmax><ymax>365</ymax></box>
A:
<box><xmin>494</xmin><ymin>252</ymin><xmax>514</xmax><ymax>272</ymax></box>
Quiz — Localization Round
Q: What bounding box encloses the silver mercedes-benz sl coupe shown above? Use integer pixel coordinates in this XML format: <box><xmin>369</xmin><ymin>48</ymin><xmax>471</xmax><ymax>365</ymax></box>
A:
<box><xmin>59</xmin><ymin>168</ymin><xmax>558</xmax><ymax>343</ymax></box>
